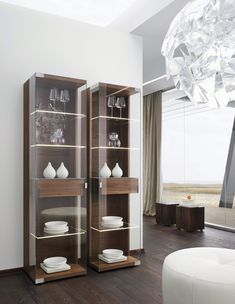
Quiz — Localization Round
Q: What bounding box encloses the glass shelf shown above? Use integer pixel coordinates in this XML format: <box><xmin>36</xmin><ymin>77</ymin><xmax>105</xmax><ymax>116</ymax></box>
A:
<box><xmin>91</xmin><ymin>146</ymin><xmax>139</xmax><ymax>150</ymax></box>
<box><xmin>31</xmin><ymin>227</ymin><xmax>86</xmax><ymax>240</ymax></box>
<box><xmin>91</xmin><ymin>222</ymin><xmax>138</xmax><ymax>233</ymax></box>
<box><xmin>91</xmin><ymin>116</ymin><xmax>139</xmax><ymax>122</ymax></box>
<box><xmin>92</xmin><ymin>177</ymin><xmax>137</xmax><ymax>179</ymax></box>
<box><xmin>32</xmin><ymin>177</ymin><xmax>86</xmax><ymax>180</ymax></box>
<box><xmin>31</xmin><ymin>144</ymin><xmax>86</xmax><ymax>148</ymax></box>
<box><xmin>31</xmin><ymin>109</ymin><xmax>86</xmax><ymax>118</ymax></box>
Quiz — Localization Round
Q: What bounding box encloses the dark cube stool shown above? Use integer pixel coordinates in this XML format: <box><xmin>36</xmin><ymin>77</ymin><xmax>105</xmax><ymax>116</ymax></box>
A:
<box><xmin>156</xmin><ymin>202</ymin><xmax>179</xmax><ymax>226</ymax></box>
<box><xmin>176</xmin><ymin>205</ymin><xmax>205</xmax><ymax>232</ymax></box>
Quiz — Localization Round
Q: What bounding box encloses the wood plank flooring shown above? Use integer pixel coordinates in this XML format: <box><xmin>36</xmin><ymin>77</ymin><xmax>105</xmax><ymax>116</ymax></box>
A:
<box><xmin>1</xmin><ymin>216</ymin><xmax>235</xmax><ymax>304</ymax></box>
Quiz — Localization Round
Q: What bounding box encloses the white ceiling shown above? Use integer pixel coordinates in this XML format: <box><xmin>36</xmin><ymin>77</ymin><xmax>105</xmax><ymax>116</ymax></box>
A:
<box><xmin>0</xmin><ymin>0</ymin><xmax>137</xmax><ymax>26</ymax></box>
<box><xmin>0</xmin><ymin>0</ymin><xmax>175</xmax><ymax>29</ymax></box>
<box><xmin>109</xmin><ymin>0</ymin><xmax>175</xmax><ymax>32</ymax></box>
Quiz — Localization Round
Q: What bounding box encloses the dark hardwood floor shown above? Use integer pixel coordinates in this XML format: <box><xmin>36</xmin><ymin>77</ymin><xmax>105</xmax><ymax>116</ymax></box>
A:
<box><xmin>1</xmin><ymin>216</ymin><xmax>235</xmax><ymax>304</ymax></box>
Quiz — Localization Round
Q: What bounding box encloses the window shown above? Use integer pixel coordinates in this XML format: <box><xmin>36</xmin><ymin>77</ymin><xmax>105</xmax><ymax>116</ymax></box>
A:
<box><xmin>162</xmin><ymin>89</ymin><xmax>235</xmax><ymax>228</ymax></box>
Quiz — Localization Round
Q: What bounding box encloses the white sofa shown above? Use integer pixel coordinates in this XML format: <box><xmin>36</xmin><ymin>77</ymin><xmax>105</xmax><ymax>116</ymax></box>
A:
<box><xmin>162</xmin><ymin>247</ymin><xmax>235</xmax><ymax>304</ymax></box>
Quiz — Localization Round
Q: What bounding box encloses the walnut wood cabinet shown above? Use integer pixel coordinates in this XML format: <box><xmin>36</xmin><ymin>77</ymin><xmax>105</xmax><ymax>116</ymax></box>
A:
<box><xmin>88</xmin><ymin>83</ymin><xmax>142</xmax><ymax>272</ymax></box>
<box><xmin>24</xmin><ymin>73</ymin><xmax>87</xmax><ymax>284</ymax></box>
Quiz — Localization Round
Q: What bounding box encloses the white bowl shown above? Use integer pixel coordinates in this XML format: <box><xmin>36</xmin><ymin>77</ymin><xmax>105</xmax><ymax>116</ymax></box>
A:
<box><xmin>101</xmin><ymin>221</ymin><xmax>124</xmax><ymax>228</ymax></box>
<box><xmin>43</xmin><ymin>256</ymin><xmax>67</xmax><ymax>268</ymax></box>
<box><xmin>102</xmin><ymin>249</ymin><xmax>123</xmax><ymax>259</ymax></box>
<box><xmin>102</xmin><ymin>216</ymin><xmax>123</xmax><ymax>222</ymax></box>
<box><xmin>44</xmin><ymin>221</ymin><xmax>68</xmax><ymax>229</ymax></box>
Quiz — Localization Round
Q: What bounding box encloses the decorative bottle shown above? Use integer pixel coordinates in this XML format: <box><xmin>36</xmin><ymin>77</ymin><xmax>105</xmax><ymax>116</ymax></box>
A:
<box><xmin>112</xmin><ymin>163</ymin><xmax>123</xmax><ymax>178</ymax></box>
<box><xmin>43</xmin><ymin>162</ymin><xmax>56</xmax><ymax>179</ymax></box>
<box><xmin>99</xmin><ymin>162</ymin><xmax>111</xmax><ymax>178</ymax></box>
<box><xmin>56</xmin><ymin>162</ymin><xmax>69</xmax><ymax>178</ymax></box>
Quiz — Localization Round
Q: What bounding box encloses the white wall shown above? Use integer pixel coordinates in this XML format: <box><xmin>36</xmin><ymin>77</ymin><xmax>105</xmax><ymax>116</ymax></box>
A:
<box><xmin>0</xmin><ymin>2</ymin><xmax>142</xmax><ymax>270</ymax></box>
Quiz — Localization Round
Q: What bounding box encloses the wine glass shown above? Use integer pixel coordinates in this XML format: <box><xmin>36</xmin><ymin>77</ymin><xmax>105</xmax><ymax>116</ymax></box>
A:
<box><xmin>108</xmin><ymin>132</ymin><xmax>121</xmax><ymax>147</ymax></box>
<box><xmin>115</xmin><ymin>97</ymin><xmax>126</xmax><ymax>118</ymax></box>
<box><xmin>50</xmin><ymin>128</ymin><xmax>65</xmax><ymax>144</ymax></box>
<box><xmin>107</xmin><ymin>96</ymin><xmax>116</xmax><ymax>117</ymax></box>
<box><xmin>49</xmin><ymin>88</ymin><xmax>60</xmax><ymax>111</ymax></box>
<box><xmin>60</xmin><ymin>89</ymin><xmax>70</xmax><ymax>112</ymax></box>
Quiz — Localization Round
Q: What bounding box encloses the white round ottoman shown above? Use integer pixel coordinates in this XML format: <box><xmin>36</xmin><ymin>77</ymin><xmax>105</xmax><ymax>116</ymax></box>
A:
<box><xmin>163</xmin><ymin>247</ymin><xmax>235</xmax><ymax>304</ymax></box>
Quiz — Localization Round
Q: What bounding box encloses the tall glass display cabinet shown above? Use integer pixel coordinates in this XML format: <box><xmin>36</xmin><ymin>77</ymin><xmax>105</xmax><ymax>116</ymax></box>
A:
<box><xmin>88</xmin><ymin>83</ymin><xmax>142</xmax><ymax>272</ymax></box>
<box><xmin>24</xmin><ymin>73</ymin><xmax>87</xmax><ymax>283</ymax></box>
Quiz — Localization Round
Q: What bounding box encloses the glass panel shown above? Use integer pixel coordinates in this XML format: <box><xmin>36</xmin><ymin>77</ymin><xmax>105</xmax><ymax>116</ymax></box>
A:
<box><xmin>89</xmin><ymin>83</ymin><xmax>141</xmax><ymax>272</ymax></box>
<box><xmin>26</xmin><ymin>74</ymin><xmax>87</xmax><ymax>283</ymax></box>
<box><xmin>162</xmin><ymin>89</ymin><xmax>235</xmax><ymax>230</ymax></box>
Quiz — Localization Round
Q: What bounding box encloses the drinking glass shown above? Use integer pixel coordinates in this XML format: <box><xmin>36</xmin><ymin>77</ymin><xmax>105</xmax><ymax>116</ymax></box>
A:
<box><xmin>108</xmin><ymin>132</ymin><xmax>121</xmax><ymax>147</ymax></box>
<box><xmin>115</xmin><ymin>97</ymin><xmax>126</xmax><ymax>118</ymax></box>
<box><xmin>107</xmin><ymin>96</ymin><xmax>116</xmax><ymax>117</ymax></box>
<box><xmin>60</xmin><ymin>89</ymin><xmax>70</xmax><ymax>112</ymax></box>
<box><xmin>50</xmin><ymin>128</ymin><xmax>65</xmax><ymax>144</ymax></box>
<box><xmin>49</xmin><ymin>88</ymin><xmax>60</xmax><ymax>111</ymax></box>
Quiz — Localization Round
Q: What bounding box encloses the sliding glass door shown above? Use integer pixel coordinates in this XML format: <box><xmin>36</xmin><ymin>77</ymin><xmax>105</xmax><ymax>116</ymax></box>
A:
<box><xmin>161</xmin><ymin>89</ymin><xmax>235</xmax><ymax>229</ymax></box>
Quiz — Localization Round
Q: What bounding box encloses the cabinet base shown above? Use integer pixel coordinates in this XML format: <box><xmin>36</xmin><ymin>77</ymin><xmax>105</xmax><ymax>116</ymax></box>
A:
<box><xmin>25</xmin><ymin>263</ymin><xmax>87</xmax><ymax>284</ymax></box>
<box><xmin>89</xmin><ymin>256</ymin><xmax>140</xmax><ymax>272</ymax></box>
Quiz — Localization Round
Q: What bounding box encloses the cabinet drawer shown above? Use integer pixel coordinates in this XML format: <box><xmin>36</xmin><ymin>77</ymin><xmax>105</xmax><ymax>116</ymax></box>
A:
<box><xmin>99</xmin><ymin>178</ymin><xmax>138</xmax><ymax>195</ymax></box>
<box><xmin>37</xmin><ymin>179</ymin><xmax>85</xmax><ymax>198</ymax></box>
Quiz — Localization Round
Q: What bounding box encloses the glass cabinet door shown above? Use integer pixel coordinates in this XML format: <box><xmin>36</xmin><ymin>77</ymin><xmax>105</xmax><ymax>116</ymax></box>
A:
<box><xmin>24</xmin><ymin>73</ymin><xmax>87</xmax><ymax>283</ymax></box>
<box><xmin>89</xmin><ymin>83</ymin><xmax>142</xmax><ymax>272</ymax></box>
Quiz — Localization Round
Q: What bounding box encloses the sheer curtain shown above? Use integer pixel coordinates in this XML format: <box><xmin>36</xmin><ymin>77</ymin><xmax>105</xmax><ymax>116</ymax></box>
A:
<box><xmin>143</xmin><ymin>91</ymin><xmax>162</xmax><ymax>216</ymax></box>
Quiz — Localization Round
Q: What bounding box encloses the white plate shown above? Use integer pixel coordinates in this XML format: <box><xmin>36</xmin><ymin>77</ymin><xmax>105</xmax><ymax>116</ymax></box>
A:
<box><xmin>98</xmin><ymin>254</ymin><xmax>127</xmax><ymax>264</ymax></box>
<box><xmin>101</xmin><ymin>221</ymin><xmax>124</xmax><ymax>228</ymax></box>
<box><xmin>44</xmin><ymin>226</ymin><xmax>68</xmax><ymax>231</ymax></box>
<box><xmin>43</xmin><ymin>256</ymin><xmax>67</xmax><ymax>268</ymax></box>
<box><xmin>44</xmin><ymin>221</ymin><xmax>68</xmax><ymax>229</ymax></box>
<box><xmin>103</xmin><ymin>249</ymin><xmax>123</xmax><ymax>259</ymax></box>
<box><xmin>40</xmin><ymin>263</ymin><xmax>71</xmax><ymax>274</ymax></box>
<box><xmin>44</xmin><ymin>227</ymin><xmax>69</xmax><ymax>234</ymax></box>
<box><xmin>102</xmin><ymin>216</ymin><xmax>123</xmax><ymax>222</ymax></box>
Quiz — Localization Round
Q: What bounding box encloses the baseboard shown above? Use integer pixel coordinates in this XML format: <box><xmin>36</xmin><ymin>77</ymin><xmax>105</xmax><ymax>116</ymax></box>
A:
<box><xmin>0</xmin><ymin>267</ymin><xmax>23</xmax><ymax>276</ymax></box>
<box><xmin>205</xmin><ymin>222</ymin><xmax>235</xmax><ymax>233</ymax></box>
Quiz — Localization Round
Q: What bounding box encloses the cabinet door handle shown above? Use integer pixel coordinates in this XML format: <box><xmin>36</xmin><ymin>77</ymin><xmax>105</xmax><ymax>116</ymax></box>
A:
<box><xmin>85</xmin><ymin>182</ymin><xmax>88</xmax><ymax>189</ymax></box>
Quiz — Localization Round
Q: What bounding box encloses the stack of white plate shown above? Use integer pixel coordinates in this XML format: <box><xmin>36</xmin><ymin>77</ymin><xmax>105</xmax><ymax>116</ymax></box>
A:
<box><xmin>44</xmin><ymin>221</ymin><xmax>69</xmax><ymax>234</ymax></box>
<box><xmin>98</xmin><ymin>249</ymin><xmax>127</xmax><ymax>263</ymax></box>
<box><xmin>40</xmin><ymin>256</ymin><xmax>71</xmax><ymax>274</ymax></box>
<box><xmin>101</xmin><ymin>216</ymin><xmax>123</xmax><ymax>228</ymax></box>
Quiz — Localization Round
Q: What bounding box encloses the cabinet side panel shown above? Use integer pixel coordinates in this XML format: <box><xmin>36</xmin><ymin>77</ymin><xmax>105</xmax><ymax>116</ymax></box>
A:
<box><xmin>24</xmin><ymin>80</ymin><xmax>30</xmax><ymax>269</ymax></box>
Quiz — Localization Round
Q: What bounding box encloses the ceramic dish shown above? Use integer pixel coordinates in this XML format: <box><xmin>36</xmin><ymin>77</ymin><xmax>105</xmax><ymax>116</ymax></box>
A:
<box><xmin>44</xmin><ymin>221</ymin><xmax>68</xmax><ymax>229</ymax></box>
<box><xmin>44</xmin><ymin>227</ymin><xmax>69</xmax><ymax>234</ymax></box>
<box><xmin>102</xmin><ymin>249</ymin><xmax>123</xmax><ymax>259</ymax></box>
<box><xmin>101</xmin><ymin>221</ymin><xmax>124</xmax><ymax>228</ymax></box>
<box><xmin>98</xmin><ymin>254</ymin><xmax>127</xmax><ymax>264</ymax></box>
<box><xmin>101</xmin><ymin>216</ymin><xmax>123</xmax><ymax>222</ymax></box>
<box><xmin>43</xmin><ymin>256</ymin><xmax>67</xmax><ymax>268</ymax></box>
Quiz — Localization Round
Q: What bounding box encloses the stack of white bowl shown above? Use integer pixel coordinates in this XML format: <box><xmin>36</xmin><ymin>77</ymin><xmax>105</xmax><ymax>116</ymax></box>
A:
<box><xmin>40</xmin><ymin>256</ymin><xmax>71</xmax><ymax>274</ymax></box>
<box><xmin>98</xmin><ymin>249</ymin><xmax>127</xmax><ymax>263</ymax></box>
<box><xmin>44</xmin><ymin>221</ymin><xmax>69</xmax><ymax>234</ymax></box>
<box><xmin>101</xmin><ymin>216</ymin><xmax>123</xmax><ymax>228</ymax></box>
